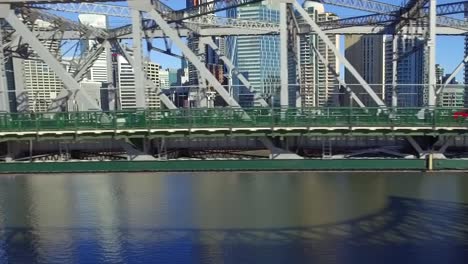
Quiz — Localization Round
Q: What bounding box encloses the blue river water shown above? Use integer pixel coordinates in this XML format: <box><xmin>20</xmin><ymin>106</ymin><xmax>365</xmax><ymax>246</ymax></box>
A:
<box><xmin>1</xmin><ymin>172</ymin><xmax>468</xmax><ymax>264</ymax></box>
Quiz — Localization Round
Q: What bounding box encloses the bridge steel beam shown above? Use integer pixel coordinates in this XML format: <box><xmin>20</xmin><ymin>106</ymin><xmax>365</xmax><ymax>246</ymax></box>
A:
<box><xmin>438</xmin><ymin>137</ymin><xmax>453</xmax><ymax>155</ymax></box>
<box><xmin>428</xmin><ymin>0</ymin><xmax>437</xmax><ymax>107</ymax></box>
<box><xmin>406</xmin><ymin>136</ymin><xmax>425</xmax><ymax>158</ymax></box>
<box><xmin>259</xmin><ymin>137</ymin><xmax>303</xmax><ymax>160</ymax></box>
<box><xmin>141</xmin><ymin>3</ymin><xmax>242</xmax><ymax>108</ymax></box>
<box><xmin>320</xmin><ymin>0</ymin><xmax>399</xmax><ymax>14</ymax></box>
<box><xmin>2</xmin><ymin>9</ymin><xmax>100</xmax><ymax>111</ymax></box>
<box><xmin>111</xmin><ymin>40</ymin><xmax>177</xmax><ymax>110</ymax></box>
<box><xmin>391</xmin><ymin>36</ymin><xmax>398</xmax><ymax>108</ymax></box>
<box><xmin>311</xmin><ymin>46</ymin><xmax>366</xmax><ymax>108</ymax></box>
<box><xmin>292</xmin><ymin>1</ymin><xmax>386</xmax><ymax>108</ymax></box>
<box><xmin>197</xmin><ymin>38</ymin><xmax>209</xmax><ymax>108</ymax></box>
<box><xmin>437</xmin><ymin>54</ymin><xmax>468</xmax><ymax>96</ymax></box>
<box><xmin>321</xmin><ymin>0</ymin><xmax>468</xmax><ymax>16</ymax></box>
<box><xmin>201</xmin><ymin>37</ymin><xmax>269</xmax><ymax>107</ymax></box>
<box><xmin>318</xmin><ymin>13</ymin><xmax>468</xmax><ymax>33</ymax></box>
<box><xmin>73</xmin><ymin>40</ymin><xmax>107</xmax><ymax>82</ymax></box>
<box><xmin>322</xmin><ymin>26</ymin><xmax>467</xmax><ymax>35</ymax></box>
<box><xmin>129</xmin><ymin>6</ymin><xmax>146</xmax><ymax>109</ymax></box>
<box><xmin>0</xmin><ymin>18</ymin><xmax>9</xmax><ymax>112</ymax></box>
<box><xmin>280</xmin><ymin>2</ymin><xmax>289</xmax><ymax>108</ymax></box>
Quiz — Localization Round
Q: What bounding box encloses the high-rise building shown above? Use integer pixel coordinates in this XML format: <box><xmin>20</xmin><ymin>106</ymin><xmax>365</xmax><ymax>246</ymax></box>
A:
<box><xmin>229</xmin><ymin>0</ymin><xmax>283</xmax><ymax>107</ymax></box>
<box><xmin>299</xmin><ymin>0</ymin><xmax>340</xmax><ymax>108</ymax></box>
<box><xmin>146</xmin><ymin>62</ymin><xmax>161</xmax><ymax>109</ymax></box>
<box><xmin>440</xmin><ymin>75</ymin><xmax>464</xmax><ymax>108</ymax></box>
<box><xmin>186</xmin><ymin>0</ymin><xmax>216</xmax><ymax>88</ymax></box>
<box><xmin>345</xmin><ymin>35</ymin><xmax>385</xmax><ymax>106</ymax></box>
<box><xmin>159</xmin><ymin>69</ymin><xmax>170</xmax><ymax>90</ymax></box>
<box><xmin>436</xmin><ymin>64</ymin><xmax>444</xmax><ymax>84</ymax></box>
<box><xmin>115</xmin><ymin>55</ymin><xmax>161</xmax><ymax>110</ymax></box>
<box><xmin>384</xmin><ymin>36</ymin><xmax>427</xmax><ymax>107</ymax></box>
<box><xmin>17</xmin><ymin>20</ymin><xmax>64</xmax><ymax>112</ymax></box>
<box><xmin>442</xmin><ymin>74</ymin><xmax>459</xmax><ymax>85</ymax></box>
<box><xmin>179</xmin><ymin>58</ymin><xmax>189</xmax><ymax>86</ymax></box>
<box><xmin>78</xmin><ymin>14</ymin><xmax>113</xmax><ymax>110</ymax></box>
<box><xmin>439</xmin><ymin>87</ymin><xmax>464</xmax><ymax>107</ymax></box>
<box><xmin>78</xmin><ymin>14</ymin><xmax>109</xmax><ymax>84</ymax></box>
<box><xmin>168</xmin><ymin>69</ymin><xmax>179</xmax><ymax>86</ymax></box>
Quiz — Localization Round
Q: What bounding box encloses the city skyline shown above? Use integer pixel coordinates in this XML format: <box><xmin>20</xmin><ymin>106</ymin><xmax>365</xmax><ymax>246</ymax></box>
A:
<box><xmin>148</xmin><ymin>0</ymin><xmax>464</xmax><ymax>82</ymax></box>
<box><xmin>3</xmin><ymin>0</ymin><xmax>465</xmax><ymax>113</ymax></box>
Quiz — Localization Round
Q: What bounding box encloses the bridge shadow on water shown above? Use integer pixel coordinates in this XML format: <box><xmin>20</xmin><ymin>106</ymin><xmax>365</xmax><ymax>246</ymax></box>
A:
<box><xmin>1</xmin><ymin>196</ymin><xmax>468</xmax><ymax>263</ymax></box>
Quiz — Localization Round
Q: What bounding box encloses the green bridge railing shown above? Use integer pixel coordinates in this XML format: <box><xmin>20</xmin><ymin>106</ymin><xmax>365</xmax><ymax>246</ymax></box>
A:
<box><xmin>0</xmin><ymin>107</ymin><xmax>466</xmax><ymax>132</ymax></box>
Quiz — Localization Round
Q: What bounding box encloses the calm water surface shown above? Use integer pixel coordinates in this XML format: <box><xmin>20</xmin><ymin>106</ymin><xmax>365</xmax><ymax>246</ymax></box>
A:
<box><xmin>1</xmin><ymin>172</ymin><xmax>468</xmax><ymax>263</ymax></box>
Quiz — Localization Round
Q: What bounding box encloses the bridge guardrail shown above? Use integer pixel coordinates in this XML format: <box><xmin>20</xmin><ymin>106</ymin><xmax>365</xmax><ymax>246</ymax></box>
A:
<box><xmin>0</xmin><ymin>107</ymin><xmax>468</xmax><ymax>133</ymax></box>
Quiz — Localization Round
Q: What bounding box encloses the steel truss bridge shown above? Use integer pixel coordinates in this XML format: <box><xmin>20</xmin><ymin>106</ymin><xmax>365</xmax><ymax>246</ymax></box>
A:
<box><xmin>0</xmin><ymin>0</ymin><xmax>468</xmax><ymax>164</ymax></box>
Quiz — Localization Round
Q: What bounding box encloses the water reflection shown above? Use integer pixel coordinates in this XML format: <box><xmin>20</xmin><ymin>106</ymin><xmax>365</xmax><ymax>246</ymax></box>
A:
<box><xmin>0</xmin><ymin>172</ymin><xmax>467</xmax><ymax>263</ymax></box>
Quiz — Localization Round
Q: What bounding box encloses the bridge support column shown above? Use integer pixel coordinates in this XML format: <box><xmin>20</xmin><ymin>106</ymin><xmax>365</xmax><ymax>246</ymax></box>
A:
<box><xmin>156</xmin><ymin>138</ymin><xmax>168</xmax><ymax>160</ymax></box>
<box><xmin>428</xmin><ymin>136</ymin><xmax>453</xmax><ymax>160</ymax></box>
<box><xmin>259</xmin><ymin>137</ymin><xmax>303</xmax><ymax>160</ymax></box>
<box><xmin>406</xmin><ymin>136</ymin><xmax>427</xmax><ymax>158</ymax></box>
<box><xmin>5</xmin><ymin>141</ymin><xmax>16</xmax><ymax>162</ymax></box>
<box><xmin>428</xmin><ymin>153</ymin><xmax>434</xmax><ymax>171</ymax></box>
<box><xmin>406</xmin><ymin>136</ymin><xmax>446</xmax><ymax>160</ymax></box>
<box><xmin>117</xmin><ymin>139</ymin><xmax>156</xmax><ymax>161</ymax></box>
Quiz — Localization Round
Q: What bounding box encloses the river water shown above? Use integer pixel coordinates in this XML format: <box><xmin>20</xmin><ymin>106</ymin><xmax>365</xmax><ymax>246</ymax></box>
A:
<box><xmin>0</xmin><ymin>172</ymin><xmax>468</xmax><ymax>264</ymax></box>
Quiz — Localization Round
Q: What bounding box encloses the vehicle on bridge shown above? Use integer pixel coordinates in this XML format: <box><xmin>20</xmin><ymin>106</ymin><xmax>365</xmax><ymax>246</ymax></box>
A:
<box><xmin>453</xmin><ymin>109</ymin><xmax>468</xmax><ymax>120</ymax></box>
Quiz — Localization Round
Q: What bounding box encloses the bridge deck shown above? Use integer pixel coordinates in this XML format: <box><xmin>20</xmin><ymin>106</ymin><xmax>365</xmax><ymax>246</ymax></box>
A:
<box><xmin>0</xmin><ymin>108</ymin><xmax>467</xmax><ymax>139</ymax></box>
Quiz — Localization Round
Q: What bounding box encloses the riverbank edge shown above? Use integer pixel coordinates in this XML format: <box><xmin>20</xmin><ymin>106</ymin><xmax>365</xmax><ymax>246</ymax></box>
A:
<box><xmin>0</xmin><ymin>159</ymin><xmax>466</xmax><ymax>173</ymax></box>
<box><xmin>0</xmin><ymin>159</ymin><xmax>455</xmax><ymax>173</ymax></box>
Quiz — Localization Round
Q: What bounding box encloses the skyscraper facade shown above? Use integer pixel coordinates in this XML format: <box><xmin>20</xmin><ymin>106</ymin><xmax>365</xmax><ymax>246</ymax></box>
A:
<box><xmin>439</xmin><ymin>87</ymin><xmax>464</xmax><ymax>107</ymax></box>
<box><xmin>299</xmin><ymin>0</ymin><xmax>340</xmax><ymax>108</ymax></box>
<box><xmin>17</xmin><ymin>20</ymin><xmax>64</xmax><ymax>112</ymax></box>
<box><xmin>168</xmin><ymin>69</ymin><xmax>179</xmax><ymax>86</ymax></box>
<box><xmin>146</xmin><ymin>62</ymin><xmax>161</xmax><ymax>109</ymax></box>
<box><xmin>436</xmin><ymin>64</ymin><xmax>444</xmax><ymax>84</ymax></box>
<box><xmin>384</xmin><ymin>36</ymin><xmax>428</xmax><ymax>107</ymax></box>
<box><xmin>115</xmin><ymin>55</ymin><xmax>161</xmax><ymax>110</ymax></box>
<box><xmin>159</xmin><ymin>69</ymin><xmax>170</xmax><ymax>90</ymax></box>
<box><xmin>78</xmin><ymin>14</ymin><xmax>110</xmax><ymax>84</ymax></box>
<box><xmin>345</xmin><ymin>35</ymin><xmax>385</xmax><ymax>106</ymax></box>
<box><xmin>229</xmin><ymin>0</ymin><xmax>283</xmax><ymax>107</ymax></box>
<box><xmin>186</xmin><ymin>0</ymin><xmax>223</xmax><ymax>89</ymax></box>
